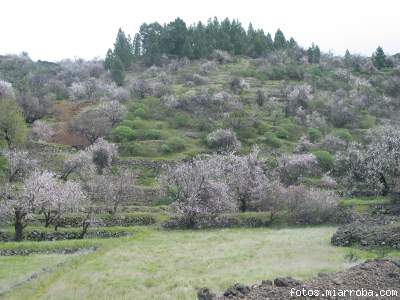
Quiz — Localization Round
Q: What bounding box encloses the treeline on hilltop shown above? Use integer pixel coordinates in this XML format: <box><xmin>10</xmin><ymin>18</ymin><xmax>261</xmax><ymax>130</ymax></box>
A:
<box><xmin>104</xmin><ymin>17</ymin><xmax>317</xmax><ymax>84</ymax></box>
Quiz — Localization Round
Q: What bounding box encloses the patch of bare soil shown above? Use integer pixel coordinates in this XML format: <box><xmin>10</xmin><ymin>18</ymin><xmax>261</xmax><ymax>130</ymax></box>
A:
<box><xmin>198</xmin><ymin>259</ymin><xmax>400</xmax><ymax>299</ymax></box>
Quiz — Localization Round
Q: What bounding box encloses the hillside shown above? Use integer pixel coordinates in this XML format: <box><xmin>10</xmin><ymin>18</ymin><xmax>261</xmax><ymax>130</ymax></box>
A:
<box><xmin>1</xmin><ymin>19</ymin><xmax>400</xmax><ymax>300</ymax></box>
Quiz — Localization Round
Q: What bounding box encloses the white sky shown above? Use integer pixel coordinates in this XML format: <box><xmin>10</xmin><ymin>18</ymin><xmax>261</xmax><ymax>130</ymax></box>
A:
<box><xmin>1</xmin><ymin>0</ymin><xmax>399</xmax><ymax>61</ymax></box>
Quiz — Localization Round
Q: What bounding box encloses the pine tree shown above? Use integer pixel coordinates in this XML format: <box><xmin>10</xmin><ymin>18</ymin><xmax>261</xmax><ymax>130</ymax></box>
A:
<box><xmin>344</xmin><ymin>49</ymin><xmax>352</xmax><ymax>67</ymax></box>
<box><xmin>372</xmin><ymin>46</ymin><xmax>387</xmax><ymax>70</ymax></box>
<box><xmin>314</xmin><ymin>45</ymin><xmax>321</xmax><ymax>63</ymax></box>
<box><xmin>110</xmin><ymin>56</ymin><xmax>125</xmax><ymax>86</ymax></box>
<box><xmin>140</xmin><ymin>22</ymin><xmax>163</xmax><ymax>66</ymax></box>
<box><xmin>133</xmin><ymin>33</ymin><xmax>141</xmax><ymax>57</ymax></box>
<box><xmin>307</xmin><ymin>44</ymin><xmax>314</xmax><ymax>63</ymax></box>
<box><xmin>163</xmin><ymin>18</ymin><xmax>188</xmax><ymax>57</ymax></box>
<box><xmin>104</xmin><ymin>49</ymin><xmax>114</xmax><ymax>70</ymax></box>
<box><xmin>192</xmin><ymin>22</ymin><xmax>208</xmax><ymax>59</ymax></box>
<box><xmin>273</xmin><ymin>29</ymin><xmax>286</xmax><ymax>50</ymax></box>
<box><xmin>288</xmin><ymin>37</ymin><xmax>298</xmax><ymax>49</ymax></box>
<box><xmin>114</xmin><ymin>28</ymin><xmax>134</xmax><ymax>68</ymax></box>
<box><xmin>265</xmin><ymin>33</ymin><xmax>274</xmax><ymax>51</ymax></box>
<box><xmin>307</xmin><ymin>43</ymin><xmax>320</xmax><ymax>64</ymax></box>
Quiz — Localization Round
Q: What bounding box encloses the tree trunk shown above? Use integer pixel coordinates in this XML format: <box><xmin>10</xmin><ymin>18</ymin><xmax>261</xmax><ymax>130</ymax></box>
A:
<box><xmin>44</xmin><ymin>212</ymin><xmax>51</xmax><ymax>227</ymax></box>
<box><xmin>79</xmin><ymin>222</ymin><xmax>90</xmax><ymax>239</ymax></box>
<box><xmin>379</xmin><ymin>173</ymin><xmax>389</xmax><ymax>196</ymax></box>
<box><xmin>14</xmin><ymin>211</ymin><xmax>24</xmax><ymax>241</ymax></box>
<box><xmin>239</xmin><ymin>196</ymin><xmax>247</xmax><ymax>212</ymax></box>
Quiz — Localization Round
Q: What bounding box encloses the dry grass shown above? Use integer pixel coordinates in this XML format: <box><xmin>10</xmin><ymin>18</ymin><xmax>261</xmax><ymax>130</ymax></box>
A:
<box><xmin>2</xmin><ymin>227</ymin><xmax>385</xmax><ymax>300</ymax></box>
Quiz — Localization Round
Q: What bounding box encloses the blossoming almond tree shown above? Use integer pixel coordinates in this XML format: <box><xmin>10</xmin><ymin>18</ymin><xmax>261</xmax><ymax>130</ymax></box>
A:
<box><xmin>162</xmin><ymin>155</ymin><xmax>236</xmax><ymax>227</ymax></box>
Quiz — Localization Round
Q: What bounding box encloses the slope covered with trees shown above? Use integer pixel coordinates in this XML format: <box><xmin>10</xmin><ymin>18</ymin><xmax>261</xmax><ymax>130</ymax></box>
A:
<box><xmin>0</xmin><ymin>16</ymin><xmax>400</xmax><ymax>299</ymax></box>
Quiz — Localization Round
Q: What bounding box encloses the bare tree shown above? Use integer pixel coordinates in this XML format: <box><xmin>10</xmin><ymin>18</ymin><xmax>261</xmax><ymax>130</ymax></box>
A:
<box><xmin>69</xmin><ymin>108</ymin><xmax>112</xmax><ymax>144</ymax></box>
<box><xmin>86</xmin><ymin>169</ymin><xmax>137</xmax><ymax>214</ymax></box>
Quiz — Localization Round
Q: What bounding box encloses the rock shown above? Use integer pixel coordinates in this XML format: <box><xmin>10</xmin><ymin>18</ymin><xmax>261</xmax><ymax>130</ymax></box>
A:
<box><xmin>332</xmin><ymin>278</ymin><xmax>343</xmax><ymax>285</ymax></box>
<box><xmin>223</xmin><ymin>283</ymin><xmax>250</xmax><ymax>297</ymax></box>
<box><xmin>261</xmin><ymin>280</ymin><xmax>272</xmax><ymax>286</ymax></box>
<box><xmin>273</xmin><ymin>277</ymin><xmax>301</xmax><ymax>287</ymax></box>
<box><xmin>197</xmin><ymin>288</ymin><xmax>216</xmax><ymax>300</ymax></box>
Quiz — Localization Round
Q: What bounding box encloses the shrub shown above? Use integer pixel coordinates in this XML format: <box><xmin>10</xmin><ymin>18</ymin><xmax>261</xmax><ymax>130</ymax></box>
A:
<box><xmin>171</xmin><ymin>112</ymin><xmax>191</xmax><ymax>128</ymax></box>
<box><xmin>134</xmin><ymin>108</ymin><xmax>147</xmax><ymax>119</ymax></box>
<box><xmin>334</xmin><ymin>128</ymin><xmax>353</xmax><ymax>143</ymax></box>
<box><xmin>313</xmin><ymin>150</ymin><xmax>334</xmax><ymax>171</ymax></box>
<box><xmin>119</xmin><ymin>142</ymin><xmax>153</xmax><ymax>157</ymax></box>
<box><xmin>141</xmin><ymin>129</ymin><xmax>163</xmax><ymax>140</ymax></box>
<box><xmin>211</xmin><ymin>50</ymin><xmax>233</xmax><ymax>64</ymax></box>
<box><xmin>130</xmin><ymin>119</ymin><xmax>148</xmax><ymax>129</ymax></box>
<box><xmin>359</xmin><ymin>113</ymin><xmax>376</xmax><ymax>129</ymax></box>
<box><xmin>264</xmin><ymin>132</ymin><xmax>282</xmax><ymax>148</ymax></box>
<box><xmin>307</xmin><ymin>128</ymin><xmax>322</xmax><ymax>142</ymax></box>
<box><xmin>112</xmin><ymin>126</ymin><xmax>135</xmax><ymax>142</ymax></box>
<box><xmin>230</xmin><ymin>77</ymin><xmax>249</xmax><ymax>94</ymax></box>
<box><xmin>206</xmin><ymin>129</ymin><xmax>241</xmax><ymax>153</ymax></box>
<box><xmin>275</xmin><ymin>127</ymin><xmax>290</xmax><ymax>139</ymax></box>
<box><xmin>281</xmin><ymin>185</ymin><xmax>339</xmax><ymax>224</ymax></box>
<box><xmin>184</xmin><ymin>73</ymin><xmax>208</xmax><ymax>85</ymax></box>
<box><xmin>164</xmin><ymin>137</ymin><xmax>186</xmax><ymax>152</ymax></box>
<box><xmin>161</xmin><ymin>144</ymin><xmax>172</xmax><ymax>154</ymax></box>
<box><xmin>119</xmin><ymin>120</ymin><xmax>135</xmax><ymax>128</ymax></box>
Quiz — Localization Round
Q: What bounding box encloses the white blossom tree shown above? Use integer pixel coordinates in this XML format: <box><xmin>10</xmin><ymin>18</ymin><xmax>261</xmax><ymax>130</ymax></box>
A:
<box><xmin>60</xmin><ymin>138</ymin><xmax>116</xmax><ymax>180</ymax></box>
<box><xmin>1</xmin><ymin>150</ymin><xmax>37</xmax><ymax>183</ymax></box>
<box><xmin>162</xmin><ymin>155</ymin><xmax>236</xmax><ymax>227</ymax></box>
<box><xmin>86</xmin><ymin>169</ymin><xmax>137</xmax><ymax>214</ymax></box>
<box><xmin>338</xmin><ymin>126</ymin><xmax>400</xmax><ymax>195</ymax></box>
<box><xmin>221</xmin><ymin>147</ymin><xmax>267</xmax><ymax>212</ymax></box>
<box><xmin>277</xmin><ymin>153</ymin><xmax>320</xmax><ymax>185</ymax></box>
<box><xmin>87</xmin><ymin>138</ymin><xmax>117</xmax><ymax>174</ymax></box>
<box><xmin>96</xmin><ymin>101</ymin><xmax>127</xmax><ymax>126</ymax></box>
<box><xmin>206</xmin><ymin>128</ymin><xmax>241</xmax><ymax>153</ymax></box>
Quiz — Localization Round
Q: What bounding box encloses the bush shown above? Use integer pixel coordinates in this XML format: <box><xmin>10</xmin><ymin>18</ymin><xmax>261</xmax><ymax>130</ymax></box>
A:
<box><xmin>134</xmin><ymin>108</ymin><xmax>147</xmax><ymax>119</ymax></box>
<box><xmin>163</xmin><ymin>137</ymin><xmax>186</xmax><ymax>153</ymax></box>
<box><xmin>307</xmin><ymin>128</ymin><xmax>322</xmax><ymax>142</ymax></box>
<box><xmin>130</xmin><ymin>119</ymin><xmax>149</xmax><ymax>129</ymax></box>
<box><xmin>313</xmin><ymin>150</ymin><xmax>334</xmax><ymax>171</ymax></box>
<box><xmin>112</xmin><ymin>126</ymin><xmax>135</xmax><ymax>142</ymax></box>
<box><xmin>119</xmin><ymin>142</ymin><xmax>152</xmax><ymax>157</ymax></box>
<box><xmin>161</xmin><ymin>144</ymin><xmax>172</xmax><ymax>154</ymax></box>
<box><xmin>141</xmin><ymin>129</ymin><xmax>163</xmax><ymax>140</ymax></box>
<box><xmin>171</xmin><ymin>112</ymin><xmax>191</xmax><ymax>128</ymax></box>
<box><xmin>263</xmin><ymin>132</ymin><xmax>282</xmax><ymax>148</ymax></box>
<box><xmin>359</xmin><ymin>113</ymin><xmax>376</xmax><ymax>129</ymax></box>
<box><xmin>281</xmin><ymin>185</ymin><xmax>339</xmax><ymax>225</ymax></box>
<box><xmin>335</xmin><ymin>128</ymin><xmax>353</xmax><ymax>143</ymax></box>
<box><xmin>206</xmin><ymin>129</ymin><xmax>241</xmax><ymax>153</ymax></box>
<box><xmin>275</xmin><ymin>127</ymin><xmax>290</xmax><ymax>139</ymax></box>
<box><xmin>119</xmin><ymin>120</ymin><xmax>135</xmax><ymax>128</ymax></box>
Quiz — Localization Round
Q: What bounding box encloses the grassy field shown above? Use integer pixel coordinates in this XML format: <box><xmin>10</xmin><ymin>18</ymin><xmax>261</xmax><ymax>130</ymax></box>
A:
<box><xmin>1</xmin><ymin>226</ymin><xmax>394</xmax><ymax>300</ymax></box>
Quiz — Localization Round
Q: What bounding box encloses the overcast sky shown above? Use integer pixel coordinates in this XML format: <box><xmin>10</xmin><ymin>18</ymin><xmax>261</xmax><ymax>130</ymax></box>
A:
<box><xmin>1</xmin><ymin>0</ymin><xmax>399</xmax><ymax>61</ymax></box>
